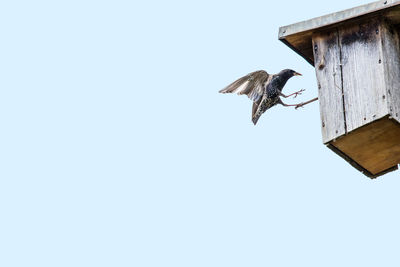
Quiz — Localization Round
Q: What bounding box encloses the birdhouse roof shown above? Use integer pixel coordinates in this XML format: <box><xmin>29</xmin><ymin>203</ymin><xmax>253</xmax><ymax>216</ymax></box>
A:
<box><xmin>279</xmin><ymin>0</ymin><xmax>400</xmax><ymax>65</ymax></box>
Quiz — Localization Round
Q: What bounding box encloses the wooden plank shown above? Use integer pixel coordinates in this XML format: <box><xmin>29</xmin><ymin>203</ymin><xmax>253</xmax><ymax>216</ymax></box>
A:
<box><xmin>380</xmin><ymin>21</ymin><xmax>400</xmax><ymax>124</ymax></box>
<box><xmin>327</xmin><ymin>143</ymin><xmax>398</xmax><ymax>178</ymax></box>
<box><xmin>339</xmin><ymin>19</ymin><xmax>388</xmax><ymax>132</ymax></box>
<box><xmin>278</xmin><ymin>1</ymin><xmax>400</xmax><ymax>65</ymax></box>
<box><xmin>281</xmin><ymin>34</ymin><xmax>314</xmax><ymax>65</ymax></box>
<box><xmin>279</xmin><ymin>0</ymin><xmax>400</xmax><ymax>38</ymax></box>
<box><xmin>312</xmin><ymin>31</ymin><xmax>346</xmax><ymax>144</ymax></box>
<box><xmin>332</xmin><ymin>116</ymin><xmax>400</xmax><ymax>175</ymax></box>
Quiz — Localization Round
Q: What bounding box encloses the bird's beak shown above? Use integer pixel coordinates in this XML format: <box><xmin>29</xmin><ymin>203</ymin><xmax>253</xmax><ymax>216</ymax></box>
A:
<box><xmin>293</xmin><ymin>72</ymin><xmax>302</xmax><ymax>76</ymax></box>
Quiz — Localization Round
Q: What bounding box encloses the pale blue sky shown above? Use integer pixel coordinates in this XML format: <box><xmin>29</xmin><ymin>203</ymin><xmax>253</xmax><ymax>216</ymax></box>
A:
<box><xmin>1</xmin><ymin>0</ymin><xmax>400</xmax><ymax>266</ymax></box>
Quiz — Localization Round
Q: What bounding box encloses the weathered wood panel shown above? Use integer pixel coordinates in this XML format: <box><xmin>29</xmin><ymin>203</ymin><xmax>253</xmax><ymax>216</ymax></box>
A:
<box><xmin>339</xmin><ymin>19</ymin><xmax>388</xmax><ymax>132</ymax></box>
<box><xmin>283</xmin><ymin>33</ymin><xmax>314</xmax><ymax>65</ymax></box>
<box><xmin>279</xmin><ymin>1</ymin><xmax>400</xmax><ymax>66</ymax></box>
<box><xmin>380</xmin><ymin>21</ymin><xmax>400</xmax><ymax>124</ymax></box>
<box><xmin>279</xmin><ymin>0</ymin><xmax>400</xmax><ymax>39</ymax></box>
<box><xmin>332</xmin><ymin>116</ymin><xmax>400</xmax><ymax>175</ymax></box>
<box><xmin>312</xmin><ymin>31</ymin><xmax>346</xmax><ymax>144</ymax></box>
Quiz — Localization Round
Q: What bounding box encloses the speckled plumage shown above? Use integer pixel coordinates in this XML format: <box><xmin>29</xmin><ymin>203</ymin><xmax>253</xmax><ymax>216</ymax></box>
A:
<box><xmin>219</xmin><ymin>69</ymin><xmax>302</xmax><ymax>125</ymax></box>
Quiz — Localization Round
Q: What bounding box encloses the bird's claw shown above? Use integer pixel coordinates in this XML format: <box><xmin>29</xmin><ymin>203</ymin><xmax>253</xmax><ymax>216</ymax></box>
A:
<box><xmin>293</xmin><ymin>89</ymin><xmax>305</xmax><ymax>98</ymax></box>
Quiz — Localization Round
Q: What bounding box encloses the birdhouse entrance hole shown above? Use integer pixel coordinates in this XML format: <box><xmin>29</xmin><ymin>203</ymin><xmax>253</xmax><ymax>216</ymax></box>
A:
<box><xmin>279</xmin><ymin>0</ymin><xmax>400</xmax><ymax>178</ymax></box>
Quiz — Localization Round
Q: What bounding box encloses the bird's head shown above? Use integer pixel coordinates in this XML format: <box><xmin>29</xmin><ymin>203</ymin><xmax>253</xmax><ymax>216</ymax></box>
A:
<box><xmin>274</xmin><ymin>69</ymin><xmax>302</xmax><ymax>91</ymax></box>
<box><xmin>279</xmin><ymin>69</ymin><xmax>302</xmax><ymax>79</ymax></box>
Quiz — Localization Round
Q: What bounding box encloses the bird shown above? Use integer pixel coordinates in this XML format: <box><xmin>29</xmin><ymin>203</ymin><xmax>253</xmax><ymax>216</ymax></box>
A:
<box><xmin>219</xmin><ymin>69</ymin><xmax>305</xmax><ymax>125</ymax></box>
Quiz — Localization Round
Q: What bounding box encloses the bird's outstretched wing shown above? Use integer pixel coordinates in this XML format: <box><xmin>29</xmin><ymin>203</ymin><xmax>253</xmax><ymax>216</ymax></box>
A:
<box><xmin>219</xmin><ymin>70</ymin><xmax>269</xmax><ymax>103</ymax></box>
<box><xmin>252</xmin><ymin>101</ymin><xmax>260</xmax><ymax>124</ymax></box>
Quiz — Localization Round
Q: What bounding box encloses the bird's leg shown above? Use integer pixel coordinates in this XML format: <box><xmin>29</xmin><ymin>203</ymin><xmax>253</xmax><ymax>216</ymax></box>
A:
<box><xmin>294</xmin><ymin>97</ymin><xmax>318</xmax><ymax>109</ymax></box>
<box><xmin>280</xmin><ymin>89</ymin><xmax>305</xmax><ymax>99</ymax></box>
<box><xmin>280</xmin><ymin>97</ymin><xmax>318</xmax><ymax>109</ymax></box>
<box><xmin>280</xmin><ymin>102</ymin><xmax>301</xmax><ymax>107</ymax></box>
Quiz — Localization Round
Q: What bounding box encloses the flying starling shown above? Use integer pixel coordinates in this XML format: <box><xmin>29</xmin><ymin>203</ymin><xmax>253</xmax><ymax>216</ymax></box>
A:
<box><xmin>219</xmin><ymin>69</ymin><xmax>305</xmax><ymax>125</ymax></box>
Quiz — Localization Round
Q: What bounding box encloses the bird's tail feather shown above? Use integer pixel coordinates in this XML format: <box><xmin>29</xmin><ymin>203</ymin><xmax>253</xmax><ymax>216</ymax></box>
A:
<box><xmin>252</xmin><ymin>114</ymin><xmax>260</xmax><ymax>125</ymax></box>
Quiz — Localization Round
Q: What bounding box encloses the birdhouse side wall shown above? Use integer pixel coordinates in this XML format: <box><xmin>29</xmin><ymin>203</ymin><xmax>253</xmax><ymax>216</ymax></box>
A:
<box><xmin>380</xmin><ymin>21</ymin><xmax>400</xmax><ymax>124</ymax></box>
<box><xmin>312</xmin><ymin>18</ymin><xmax>400</xmax><ymax>144</ymax></box>
<box><xmin>339</xmin><ymin>19</ymin><xmax>389</xmax><ymax>133</ymax></box>
<box><xmin>312</xmin><ymin>31</ymin><xmax>346</xmax><ymax>144</ymax></box>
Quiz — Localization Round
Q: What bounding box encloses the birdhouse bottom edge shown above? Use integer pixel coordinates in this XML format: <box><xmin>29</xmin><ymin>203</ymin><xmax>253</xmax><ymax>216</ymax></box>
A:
<box><xmin>326</xmin><ymin>115</ymin><xmax>400</xmax><ymax>178</ymax></box>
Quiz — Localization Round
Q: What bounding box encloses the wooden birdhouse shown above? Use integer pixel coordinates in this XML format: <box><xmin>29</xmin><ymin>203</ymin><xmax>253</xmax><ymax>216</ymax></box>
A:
<box><xmin>279</xmin><ymin>0</ymin><xmax>400</xmax><ymax>178</ymax></box>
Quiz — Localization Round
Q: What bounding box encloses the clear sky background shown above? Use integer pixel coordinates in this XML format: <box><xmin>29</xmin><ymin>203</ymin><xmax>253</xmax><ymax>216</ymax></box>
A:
<box><xmin>1</xmin><ymin>0</ymin><xmax>400</xmax><ymax>266</ymax></box>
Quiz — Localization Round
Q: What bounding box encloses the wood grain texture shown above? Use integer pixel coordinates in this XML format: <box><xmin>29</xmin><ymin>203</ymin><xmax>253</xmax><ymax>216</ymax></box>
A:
<box><xmin>312</xmin><ymin>31</ymin><xmax>346</xmax><ymax>144</ymax></box>
<box><xmin>279</xmin><ymin>0</ymin><xmax>400</xmax><ymax>39</ymax></box>
<box><xmin>339</xmin><ymin>19</ymin><xmax>388</xmax><ymax>132</ymax></box>
<box><xmin>332</xmin><ymin>116</ymin><xmax>400</xmax><ymax>175</ymax></box>
<box><xmin>279</xmin><ymin>2</ymin><xmax>400</xmax><ymax>66</ymax></box>
<box><xmin>380</xmin><ymin>21</ymin><xmax>400</xmax><ymax>124</ymax></box>
<box><xmin>283</xmin><ymin>34</ymin><xmax>314</xmax><ymax>65</ymax></box>
<box><xmin>327</xmin><ymin>143</ymin><xmax>398</xmax><ymax>178</ymax></box>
